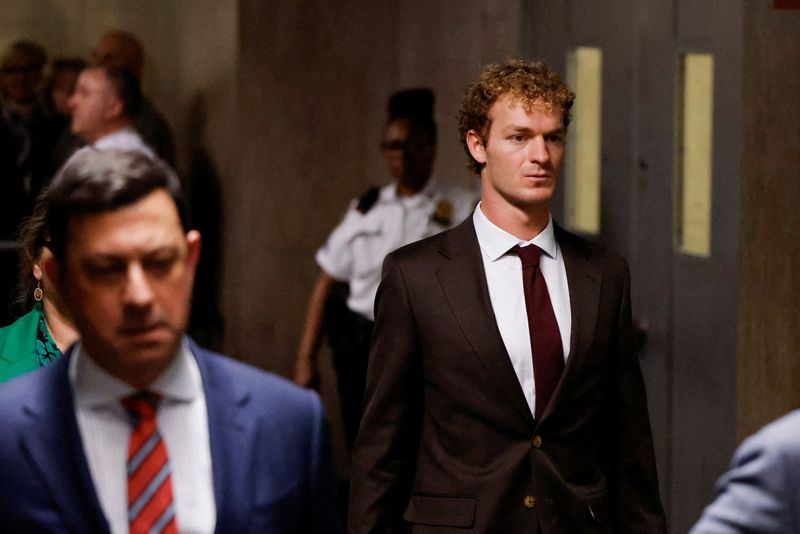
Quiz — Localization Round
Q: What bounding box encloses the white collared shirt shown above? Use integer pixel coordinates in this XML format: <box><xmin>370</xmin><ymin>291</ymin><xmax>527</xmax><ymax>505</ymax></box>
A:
<box><xmin>69</xmin><ymin>340</ymin><xmax>216</xmax><ymax>534</ymax></box>
<box><xmin>317</xmin><ymin>178</ymin><xmax>478</xmax><ymax>320</ymax></box>
<box><xmin>58</xmin><ymin>128</ymin><xmax>157</xmax><ymax>181</ymax></box>
<box><xmin>473</xmin><ymin>204</ymin><xmax>571</xmax><ymax>416</ymax></box>
<box><xmin>92</xmin><ymin>127</ymin><xmax>155</xmax><ymax>159</ymax></box>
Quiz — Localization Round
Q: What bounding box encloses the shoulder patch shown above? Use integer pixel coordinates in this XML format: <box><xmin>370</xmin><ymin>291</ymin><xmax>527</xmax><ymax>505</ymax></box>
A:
<box><xmin>356</xmin><ymin>186</ymin><xmax>381</xmax><ymax>214</ymax></box>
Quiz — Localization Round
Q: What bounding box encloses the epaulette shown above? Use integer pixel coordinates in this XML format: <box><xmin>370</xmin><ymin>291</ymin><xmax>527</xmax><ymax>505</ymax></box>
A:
<box><xmin>356</xmin><ymin>186</ymin><xmax>381</xmax><ymax>214</ymax></box>
<box><xmin>432</xmin><ymin>199</ymin><xmax>453</xmax><ymax>226</ymax></box>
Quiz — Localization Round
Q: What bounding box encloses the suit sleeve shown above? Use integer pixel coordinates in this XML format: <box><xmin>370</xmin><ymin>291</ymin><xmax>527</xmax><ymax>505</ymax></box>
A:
<box><xmin>348</xmin><ymin>253</ymin><xmax>423</xmax><ymax>534</ymax></box>
<box><xmin>602</xmin><ymin>257</ymin><xmax>667</xmax><ymax>532</ymax></box>
<box><xmin>689</xmin><ymin>415</ymin><xmax>800</xmax><ymax>533</ymax></box>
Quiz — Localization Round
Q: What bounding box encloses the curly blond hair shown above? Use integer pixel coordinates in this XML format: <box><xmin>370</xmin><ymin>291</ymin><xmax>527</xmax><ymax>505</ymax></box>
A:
<box><xmin>458</xmin><ymin>59</ymin><xmax>575</xmax><ymax>174</ymax></box>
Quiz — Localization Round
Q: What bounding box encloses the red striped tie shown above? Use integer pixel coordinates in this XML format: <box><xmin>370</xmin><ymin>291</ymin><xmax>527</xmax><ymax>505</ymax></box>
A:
<box><xmin>122</xmin><ymin>391</ymin><xmax>179</xmax><ymax>534</ymax></box>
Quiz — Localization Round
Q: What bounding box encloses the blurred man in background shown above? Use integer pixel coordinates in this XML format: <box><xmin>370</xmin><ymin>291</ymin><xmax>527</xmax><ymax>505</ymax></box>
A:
<box><xmin>92</xmin><ymin>30</ymin><xmax>174</xmax><ymax>164</ymax></box>
<box><xmin>68</xmin><ymin>63</ymin><xmax>153</xmax><ymax>158</ymax></box>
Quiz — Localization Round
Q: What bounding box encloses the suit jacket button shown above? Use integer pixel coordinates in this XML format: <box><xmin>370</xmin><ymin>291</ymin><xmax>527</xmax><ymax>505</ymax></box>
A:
<box><xmin>532</xmin><ymin>435</ymin><xmax>543</xmax><ymax>448</ymax></box>
<box><xmin>524</xmin><ymin>495</ymin><xmax>537</xmax><ymax>509</ymax></box>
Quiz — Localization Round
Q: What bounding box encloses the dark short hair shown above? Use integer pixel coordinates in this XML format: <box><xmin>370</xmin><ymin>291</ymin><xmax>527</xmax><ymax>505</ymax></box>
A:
<box><xmin>44</xmin><ymin>148</ymin><xmax>189</xmax><ymax>260</ymax></box>
<box><xmin>458</xmin><ymin>59</ymin><xmax>575</xmax><ymax>174</ymax></box>
<box><xmin>388</xmin><ymin>88</ymin><xmax>437</xmax><ymax>144</ymax></box>
<box><xmin>90</xmin><ymin>64</ymin><xmax>142</xmax><ymax>117</ymax></box>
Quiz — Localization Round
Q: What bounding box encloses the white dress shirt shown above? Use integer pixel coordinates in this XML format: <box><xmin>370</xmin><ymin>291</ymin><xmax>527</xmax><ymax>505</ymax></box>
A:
<box><xmin>92</xmin><ymin>127</ymin><xmax>156</xmax><ymax>159</ymax></box>
<box><xmin>473</xmin><ymin>204</ymin><xmax>571</xmax><ymax>416</ymax></box>
<box><xmin>69</xmin><ymin>339</ymin><xmax>216</xmax><ymax>534</ymax></box>
<box><xmin>317</xmin><ymin>178</ymin><xmax>478</xmax><ymax>320</ymax></box>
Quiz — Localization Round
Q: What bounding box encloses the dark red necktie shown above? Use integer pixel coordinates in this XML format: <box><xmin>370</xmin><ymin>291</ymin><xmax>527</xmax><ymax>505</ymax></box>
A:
<box><xmin>512</xmin><ymin>245</ymin><xmax>565</xmax><ymax>420</ymax></box>
<box><xmin>122</xmin><ymin>391</ymin><xmax>179</xmax><ymax>534</ymax></box>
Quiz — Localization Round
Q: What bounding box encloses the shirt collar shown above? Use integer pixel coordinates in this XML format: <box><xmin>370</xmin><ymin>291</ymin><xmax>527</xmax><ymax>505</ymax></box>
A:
<box><xmin>473</xmin><ymin>202</ymin><xmax>558</xmax><ymax>262</ymax></box>
<box><xmin>382</xmin><ymin>177</ymin><xmax>439</xmax><ymax>205</ymax></box>
<box><xmin>70</xmin><ymin>337</ymin><xmax>202</xmax><ymax>408</ymax></box>
<box><xmin>93</xmin><ymin>126</ymin><xmax>137</xmax><ymax>147</ymax></box>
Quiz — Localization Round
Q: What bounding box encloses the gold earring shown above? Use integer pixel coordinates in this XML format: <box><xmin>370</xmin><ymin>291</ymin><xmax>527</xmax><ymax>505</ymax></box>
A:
<box><xmin>33</xmin><ymin>281</ymin><xmax>43</xmax><ymax>302</ymax></box>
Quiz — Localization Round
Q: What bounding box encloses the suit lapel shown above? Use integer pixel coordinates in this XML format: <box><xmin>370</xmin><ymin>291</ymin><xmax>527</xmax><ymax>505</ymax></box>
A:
<box><xmin>539</xmin><ymin>225</ymin><xmax>602</xmax><ymax>421</ymax></box>
<box><xmin>436</xmin><ymin>218</ymin><xmax>535</xmax><ymax>427</ymax></box>
<box><xmin>20</xmin><ymin>351</ymin><xmax>110</xmax><ymax>533</ymax></box>
<box><xmin>193</xmin><ymin>342</ymin><xmax>257</xmax><ymax>534</ymax></box>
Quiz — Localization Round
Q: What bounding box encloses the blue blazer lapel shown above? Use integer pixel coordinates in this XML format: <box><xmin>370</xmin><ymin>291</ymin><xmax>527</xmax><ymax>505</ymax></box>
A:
<box><xmin>19</xmin><ymin>350</ymin><xmax>110</xmax><ymax>533</ymax></box>
<box><xmin>191</xmin><ymin>341</ymin><xmax>257</xmax><ymax>533</ymax></box>
<box><xmin>435</xmin><ymin>218</ymin><xmax>535</xmax><ymax>428</ymax></box>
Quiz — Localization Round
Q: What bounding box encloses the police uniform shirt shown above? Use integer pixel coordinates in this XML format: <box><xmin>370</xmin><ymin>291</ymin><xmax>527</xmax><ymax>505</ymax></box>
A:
<box><xmin>316</xmin><ymin>179</ymin><xmax>478</xmax><ymax>321</ymax></box>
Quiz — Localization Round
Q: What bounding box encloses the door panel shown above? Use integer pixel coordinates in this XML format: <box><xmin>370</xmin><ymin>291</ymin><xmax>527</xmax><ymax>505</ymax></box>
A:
<box><xmin>524</xmin><ymin>1</ymin><xmax>743</xmax><ymax>531</ymax></box>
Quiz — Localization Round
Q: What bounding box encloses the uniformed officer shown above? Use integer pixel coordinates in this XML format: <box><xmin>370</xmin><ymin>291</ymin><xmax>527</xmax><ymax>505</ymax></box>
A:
<box><xmin>293</xmin><ymin>89</ymin><xmax>477</xmax><ymax>451</ymax></box>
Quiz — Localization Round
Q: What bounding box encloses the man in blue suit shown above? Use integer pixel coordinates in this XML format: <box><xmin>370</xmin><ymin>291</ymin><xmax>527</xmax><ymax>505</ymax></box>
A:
<box><xmin>690</xmin><ymin>409</ymin><xmax>800</xmax><ymax>533</ymax></box>
<box><xmin>0</xmin><ymin>148</ymin><xmax>343</xmax><ymax>533</ymax></box>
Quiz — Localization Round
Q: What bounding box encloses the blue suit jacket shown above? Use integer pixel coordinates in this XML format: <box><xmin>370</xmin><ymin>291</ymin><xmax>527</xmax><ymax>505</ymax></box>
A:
<box><xmin>690</xmin><ymin>409</ymin><xmax>800</xmax><ymax>533</ymax></box>
<box><xmin>0</xmin><ymin>341</ymin><xmax>343</xmax><ymax>533</ymax></box>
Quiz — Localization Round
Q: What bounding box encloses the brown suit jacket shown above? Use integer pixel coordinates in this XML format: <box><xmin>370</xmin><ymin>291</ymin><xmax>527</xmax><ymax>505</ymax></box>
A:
<box><xmin>349</xmin><ymin>217</ymin><xmax>666</xmax><ymax>533</ymax></box>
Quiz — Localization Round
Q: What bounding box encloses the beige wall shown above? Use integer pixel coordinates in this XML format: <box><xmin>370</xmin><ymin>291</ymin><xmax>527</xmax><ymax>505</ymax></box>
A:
<box><xmin>737</xmin><ymin>2</ymin><xmax>800</xmax><ymax>440</ymax></box>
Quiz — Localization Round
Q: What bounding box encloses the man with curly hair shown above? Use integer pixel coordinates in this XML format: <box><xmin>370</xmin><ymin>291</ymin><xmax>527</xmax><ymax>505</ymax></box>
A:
<box><xmin>349</xmin><ymin>59</ymin><xmax>666</xmax><ymax>533</ymax></box>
